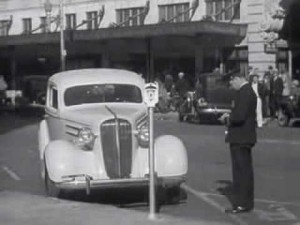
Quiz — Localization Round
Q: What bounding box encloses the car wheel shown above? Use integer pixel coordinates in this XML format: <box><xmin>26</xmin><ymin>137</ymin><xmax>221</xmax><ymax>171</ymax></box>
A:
<box><xmin>155</xmin><ymin>186</ymin><xmax>167</xmax><ymax>213</ymax></box>
<box><xmin>278</xmin><ymin>109</ymin><xmax>289</xmax><ymax>127</ymax></box>
<box><xmin>166</xmin><ymin>186</ymin><xmax>187</xmax><ymax>204</ymax></box>
<box><xmin>45</xmin><ymin>166</ymin><xmax>61</xmax><ymax>198</ymax></box>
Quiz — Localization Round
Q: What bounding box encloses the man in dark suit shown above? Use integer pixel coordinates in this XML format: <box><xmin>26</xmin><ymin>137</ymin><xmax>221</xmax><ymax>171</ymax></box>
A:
<box><xmin>272</xmin><ymin>72</ymin><xmax>284</xmax><ymax>118</ymax></box>
<box><xmin>219</xmin><ymin>73</ymin><xmax>257</xmax><ymax>213</ymax></box>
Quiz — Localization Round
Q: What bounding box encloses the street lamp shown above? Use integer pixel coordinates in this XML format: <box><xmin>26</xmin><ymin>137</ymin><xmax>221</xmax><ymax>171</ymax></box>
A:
<box><xmin>44</xmin><ymin>0</ymin><xmax>52</xmax><ymax>33</ymax></box>
<box><xmin>59</xmin><ymin>0</ymin><xmax>66</xmax><ymax>71</ymax></box>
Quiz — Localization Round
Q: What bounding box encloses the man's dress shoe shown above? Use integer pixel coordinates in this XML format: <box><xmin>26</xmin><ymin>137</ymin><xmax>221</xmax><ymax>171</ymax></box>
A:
<box><xmin>225</xmin><ymin>206</ymin><xmax>253</xmax><ymax>214</ymax></box>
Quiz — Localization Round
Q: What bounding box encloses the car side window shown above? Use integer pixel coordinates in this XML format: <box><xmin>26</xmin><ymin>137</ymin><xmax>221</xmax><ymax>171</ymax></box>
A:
<box><xmin>50</xmin><ymin>86</ymin><xmax>58</xmax><ymax>109</ymax></box>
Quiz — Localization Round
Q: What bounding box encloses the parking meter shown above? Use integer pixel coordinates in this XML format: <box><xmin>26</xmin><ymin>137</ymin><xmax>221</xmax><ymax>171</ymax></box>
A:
<box><xmin>144</xmin><ymin>82</ymin><xmax>159</xmax><ymax>220</ymax></box>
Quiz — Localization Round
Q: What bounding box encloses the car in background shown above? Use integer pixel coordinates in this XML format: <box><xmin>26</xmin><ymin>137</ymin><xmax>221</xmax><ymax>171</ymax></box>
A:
<box><xmin>21</xmin><ymin>75</ymin><xmax>48</xmax><ymax>105</ymax></box>
<box><xmin>178</xmin><ymin>73</ymin><xmax>234</xmax><ymax>124</ymax></box>
<box><xmin>38</xmin><ymin>68</ymin><xmax>188</xmax><ymax>205</ymax></box>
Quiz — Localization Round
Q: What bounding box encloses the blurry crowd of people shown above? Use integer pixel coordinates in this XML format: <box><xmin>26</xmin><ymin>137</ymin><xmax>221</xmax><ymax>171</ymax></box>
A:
<box><xmin>154</xmin><ymin>71</ymin><xmax>191</xmax><ymax>113</ymax></box>
<box><xmin>248</xmin><ymin>66</ymin><xmax>300</xmax><ymax>127</ymax></box>
<box><xmin>154</xmin><ymin>66</ymin><xmax>300</xmax><ymax>127</ymax></box>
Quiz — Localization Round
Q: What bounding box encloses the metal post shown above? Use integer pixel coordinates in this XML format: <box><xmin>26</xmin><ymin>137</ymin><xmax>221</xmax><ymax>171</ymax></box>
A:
<box><xmin>148</xmin><ymin>106</ymin><xmax>156</xmax><ymax>220</ymax></box>
<box><xmin>44</xmin><ymin>0</ymin><xmax>52</xmax><ymax>33</ymax></box>
<box><xmin>60</xmin><ymin>0</ymin><xmax>66</xmax><ymax>71</ymax></box>
<box><xmin>288</xmin><ymin>49</ymin><xmax>293</xmax><ymax>79</ymax></box>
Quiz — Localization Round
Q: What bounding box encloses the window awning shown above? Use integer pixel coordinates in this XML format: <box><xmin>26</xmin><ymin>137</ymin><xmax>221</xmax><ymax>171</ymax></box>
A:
<box><xmin>0</xmin><ymin>20</ymin><xmax>247</xmax><ymax>47</ymax></box>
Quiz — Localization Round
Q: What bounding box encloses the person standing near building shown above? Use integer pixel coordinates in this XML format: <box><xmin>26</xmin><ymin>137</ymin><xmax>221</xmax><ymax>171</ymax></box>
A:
<box><xmin>164</xmin><ymin>74</ymin><xmax>174</xmax><ymax>93</ymax></box>
<box><xmin>249</xmin><ymin>72</ymin><xmax>264</xmax><ymax>127</ymax></box>
<box><xmin>219</xmin><ymin>73</ymin><xmax>257</xmax><ymax>214</ymax></box>
<box><xmin>175</xmin><ymin>72</ymin><xmax>190</xmax><ymax>98</ymax></box>
<box><xmin>272</xmin><ymin>70</ymin><xmax>284</xmax><ymax>118</ymax></box>
<box><xmin>265</xmin><ymin>66</ymin><xmax>275</xmax><ymax>117</ymax></box>
<box><xmin>280</xmin><ymin>69</ymin><xmax>292</xmax><ymax>98</ymax></box>
<box><xmin>0</xmin><ymin>75</ymin><xmax>8</xmax><ymax>105</ymax></box>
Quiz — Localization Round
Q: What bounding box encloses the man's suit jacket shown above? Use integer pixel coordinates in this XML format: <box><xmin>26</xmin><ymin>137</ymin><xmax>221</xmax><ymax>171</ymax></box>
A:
<box><xmin>227</xmin><ymin>83</ymin><xmax>257</xmax><ymax>144</ymax></box>
<box><xmin>273</xmin><ymin>77</ymin><xmax>284</xmax><ymax>96</ymax></box>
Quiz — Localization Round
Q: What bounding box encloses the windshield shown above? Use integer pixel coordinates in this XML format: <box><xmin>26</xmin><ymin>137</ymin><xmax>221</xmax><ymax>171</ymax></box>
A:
<box><xmin>205</xmin><ymin>76</ymin><xmax>228</xmax><ymax>90</ymax></box>
<box><xmin>64</xmin><ymin>84</ymin><xmax>142</xmax><ymax>106</ymax></box>
<box><xmin>197</xmin><ymin>75</ymin><xmax>233</xmax><ymax>104</ymax></box>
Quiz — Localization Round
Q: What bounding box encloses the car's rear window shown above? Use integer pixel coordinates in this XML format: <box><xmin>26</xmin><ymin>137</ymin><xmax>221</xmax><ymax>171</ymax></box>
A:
<box><xmin>64</xmin><ymin>84</ymin><xmax>143</xmax><ymax>106</ymax></box>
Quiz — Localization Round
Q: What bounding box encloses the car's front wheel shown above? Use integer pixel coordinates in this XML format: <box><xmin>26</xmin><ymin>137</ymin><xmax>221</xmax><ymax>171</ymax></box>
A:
<box><xmin>278</xmin><ymin>109</ymin><xmax>290</xmax><ymax>127</ymax></box>
<box><xmin>165</xmin><ymin>186</ymin><xmax>187</xmax><ymax>204</ymax></box>
<box><xmin>45</xmin><ymin>166</ymin><xmax>61</xmax><ymax>198</ymax></box>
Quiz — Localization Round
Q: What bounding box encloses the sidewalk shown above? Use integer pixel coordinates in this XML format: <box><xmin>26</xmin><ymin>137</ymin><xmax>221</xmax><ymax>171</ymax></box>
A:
<box><xmin>0</xmin><ymin>191</ymin><xmax>229</xmax><ymax>225</ymax></box>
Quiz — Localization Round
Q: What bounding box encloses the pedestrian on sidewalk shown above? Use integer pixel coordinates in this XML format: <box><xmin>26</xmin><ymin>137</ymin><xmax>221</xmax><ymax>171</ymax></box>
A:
<box><xmin>249</xmin><ymin>72</ymin><xmax>265</xmax><ymax>127</ymax></box>
<box><xmin>219</xmin><ymin>72</ymin><xmax>257</xmax><ymax>214</ymax></box>
<box><xmin>270</xmin><ymin>69</ymin><xmax>283</xmax><ymax>118</ymax></box>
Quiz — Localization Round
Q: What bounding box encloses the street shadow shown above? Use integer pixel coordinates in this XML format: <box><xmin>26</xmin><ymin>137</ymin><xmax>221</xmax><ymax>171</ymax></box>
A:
<box><xmin>215</xmin><ymin>180</ymin><xmax>235</xmax><ymax>207</ymax></box>
<box><xmin>60</xmin><ymin>186</ymin><xmax>187</xmax><ymax>211</ymax></box>
<box><xmin>291</xmin><ymin>120</ymin><xmax>300</xmax><ymax>127</ymax></box>
<box><xmin>0</xmin><ymin>108</ymin><xmax>43</xmax><ymax>135</ymax></box>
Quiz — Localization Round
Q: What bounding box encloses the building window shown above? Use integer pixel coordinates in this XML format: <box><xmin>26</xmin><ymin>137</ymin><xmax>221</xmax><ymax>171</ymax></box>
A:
<box><xmin>206</xmin><ymin>0</ymin><xmax>240</xmax><ymax>21</ymax></box>
<box><xmin>23</xmin><ymin>18</ymin><xmax>32</xmax><ymax>34</ymax></box>
<box><xmin>116</xmin><ymin>7</ymin><xmax>144</xmax><ymax>26</ymax></box>
<box><xmin>0</xmin><ymin>20</ymin><xmax>10</xmax><ymax>36</ymax></box>
<box><xmin>40</xmin><ymin>17</ymin><xmax>47</xmax><ymax>33</ymax></box>
<box><xmin>66</xmin><ymin>13</ymin><xmax>76</xmax><ymax>30</ymax></box>
<box><xmin>86</xmin><ymin>11</ymin><xmax>98</xmax><ymax>30</ymax></box>
<box><xmin>158</xmin><ymin>3</ymin><xmax>189</xmax><ymax>23</ymax></box>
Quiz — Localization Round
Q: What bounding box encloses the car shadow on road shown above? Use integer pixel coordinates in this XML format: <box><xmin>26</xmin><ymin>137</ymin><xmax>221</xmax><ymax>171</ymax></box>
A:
<box><xmin>215</xmin><ymin>180</ymin><xmax>235</xmax><ymax>207</ymax></box>
<box><xmin>0</xmin><ymin>109</ymin><xmax>43</xmax><ymax>135</ymax></box>
<box><xmin>60</xmin><ymin>186</ymin><xmax>187</xmax><ymax>212</ymax></box>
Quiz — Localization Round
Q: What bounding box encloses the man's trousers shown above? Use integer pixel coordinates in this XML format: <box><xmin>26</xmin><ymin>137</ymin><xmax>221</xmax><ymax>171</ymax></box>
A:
<box><xmin>230</xmin><ymin>143</ymin><xmax>254</xmax><ymax>209</ymax></box>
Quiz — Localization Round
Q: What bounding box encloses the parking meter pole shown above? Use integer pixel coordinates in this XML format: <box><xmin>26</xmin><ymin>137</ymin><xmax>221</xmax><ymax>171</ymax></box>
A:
<box><xmin>148</xmin><ymin>106</ymin><xmax>157</xmax><ymax>220</ymax></box>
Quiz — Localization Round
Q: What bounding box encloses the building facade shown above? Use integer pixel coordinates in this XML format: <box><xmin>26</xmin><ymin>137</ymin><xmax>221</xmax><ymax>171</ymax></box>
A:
<box><xmin>0</xmin><ymin>0</ymin><xmax>289</xmax><ymax>88</ymax></box>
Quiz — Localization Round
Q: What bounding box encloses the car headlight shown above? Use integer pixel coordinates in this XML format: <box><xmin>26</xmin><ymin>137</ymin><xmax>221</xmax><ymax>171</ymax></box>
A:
<box><xmin>76</xmin><ymin>127</ymin><xmax>96</xmax><ymax>150</ymax></box>
<box><xmin>137</xmin><ymin>124</ymin><xmax>149</xmax><ymax>148</ymax></box>
<box><xmin>197</xmin><ymin>97</ymin><xmax>208</xmax><ymax>107</ymax></box>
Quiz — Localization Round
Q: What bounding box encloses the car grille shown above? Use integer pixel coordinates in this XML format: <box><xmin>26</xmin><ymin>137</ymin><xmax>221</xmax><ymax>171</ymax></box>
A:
<box><xmin>101</xmin><ymin>119</ymin><xmax>132</xmax><ymax>179</ymax></box>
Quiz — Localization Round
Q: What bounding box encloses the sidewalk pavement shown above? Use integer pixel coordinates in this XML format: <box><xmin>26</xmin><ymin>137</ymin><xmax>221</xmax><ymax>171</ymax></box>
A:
<box><xmin>0</xmin><ymin>191</ymin><xmax>229</xmax><ymax>225</ymax></box>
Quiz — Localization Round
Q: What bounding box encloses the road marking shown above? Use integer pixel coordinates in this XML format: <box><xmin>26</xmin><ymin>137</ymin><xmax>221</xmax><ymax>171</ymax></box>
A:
<box><xmin>1</xmin><ymin>165</ymin><xmax>21</xmax><ymax>181</ymax></box>
<box><xmin>200</xmin><ymin>192</ymin><xmax>300</xmax><ymax>208</ymax></box>
<box><xmin>183</xmin><ymin>184</ymin><xmax>300</xmax><ymax>224</ymax></box>
<box><xmin>258</xmin><ymin>139</ymin><xmax>300</xmax><ymax>145</ymax></box>
<box><xmin>182</xmin><ymin>184</ymin><xmax>248</xmax><ymax>225</ymax></box>
<box><xmin>255</xmin><ymin>205</ymin><xmax>298</xmax><ymax>222</ymax></box>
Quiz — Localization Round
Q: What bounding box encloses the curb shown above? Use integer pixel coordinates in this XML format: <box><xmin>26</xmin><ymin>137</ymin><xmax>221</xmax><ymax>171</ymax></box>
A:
<box><xmin>0</xmin><ymin>191</ymin><xmax>228</xmax><ymax>225</ymax></box>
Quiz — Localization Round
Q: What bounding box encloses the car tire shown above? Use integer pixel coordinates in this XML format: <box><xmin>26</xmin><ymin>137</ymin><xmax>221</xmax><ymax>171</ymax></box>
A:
<box><xmin>166</xmin><ymin>186</ymin><xmax>187</xmax><ymax>204</ymax></box>
<box><xmin>45</xmin><ymin>166</ymin><xmax>61</xmax><ymax>198</ymax></box>
<box><xmin>155</xmin><ymin>186</ymin><xmax>167</xmax><ymax>213</ymax></box>
<box><xmin>278</xmin><ymin>109</ymin><xmax>289</xmax><ymax>127</ymax></box>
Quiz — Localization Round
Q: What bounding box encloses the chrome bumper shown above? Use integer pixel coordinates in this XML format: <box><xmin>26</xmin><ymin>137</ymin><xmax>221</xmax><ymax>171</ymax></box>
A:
<box><xmin>56</xmin><ymin>174</ymin><xmax>186</xmax><ymax>195</ymax></box>
<box><xmin>197</xmin><ymin>107</ymin><xmax>231</xmax><ymax>116</ymax></box>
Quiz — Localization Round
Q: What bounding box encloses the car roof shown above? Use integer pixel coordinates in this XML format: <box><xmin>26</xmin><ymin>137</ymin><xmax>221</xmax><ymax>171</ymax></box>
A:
<box><xmin>49</xmin><ymin>68</ymin><xmax>145</xmax><ymax>89</ymax></box>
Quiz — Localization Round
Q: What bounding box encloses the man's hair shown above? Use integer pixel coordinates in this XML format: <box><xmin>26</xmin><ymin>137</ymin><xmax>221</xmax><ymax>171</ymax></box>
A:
<box><xmin>268</xmin><ymin>65</ymin><xmax>273</xmax><ymax>70</ymax></box>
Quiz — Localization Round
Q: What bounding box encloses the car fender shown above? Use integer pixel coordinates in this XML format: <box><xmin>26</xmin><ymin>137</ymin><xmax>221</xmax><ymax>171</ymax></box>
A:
<box><xmin>154</xmin><ymin>135</ymin><xmax>188</xmax><ymax>177</ymax></box>
<box><xmin>44</xmin><ymin>140</ymin><xmax>99</xmax><ymax>183</ymax></box>
<box><xmin>131</xmin><ymin>135</ymin><xmax>188</xmax><ymax>178</ymax></box>
<box><xmin>38</xmin><ymin>120</ymin><xmax>50</xmax><ymax>161</ymax></box>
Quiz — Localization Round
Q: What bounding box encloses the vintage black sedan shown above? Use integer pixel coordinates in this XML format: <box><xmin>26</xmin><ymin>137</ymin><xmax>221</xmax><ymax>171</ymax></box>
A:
<box><xmin>178</xmin><ymin>73</ymin><xmax>234</xmax><ymax>123</ymax></box>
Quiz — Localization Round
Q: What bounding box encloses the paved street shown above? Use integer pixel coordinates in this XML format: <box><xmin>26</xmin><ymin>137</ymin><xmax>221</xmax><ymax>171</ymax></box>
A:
<box><xmin>0</xmin><ymin>111</ymin><xmax>300</xmax><ymax>224</ymax></box>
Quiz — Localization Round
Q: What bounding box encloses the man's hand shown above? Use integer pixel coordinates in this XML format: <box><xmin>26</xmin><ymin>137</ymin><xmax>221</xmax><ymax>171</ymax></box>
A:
<box><xmin>218</xmin><ymin>113</ymin><xmax>230</xmax><ymax>125</ymax></box>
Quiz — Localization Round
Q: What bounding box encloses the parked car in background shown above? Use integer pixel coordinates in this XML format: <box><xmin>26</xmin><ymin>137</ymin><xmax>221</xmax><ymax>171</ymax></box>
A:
<box><xmin>21</xmin><ymin>75</ymin><xmax>48</xmax><ymax>105</ymax></box>
<box><xmin>38</xmin><ymin>68</ymin><xmax>188</xmax><ymax>205</ymax></box>
<box><xmin>278</xmin><ymin>93</ymin><xmax>300</xmax><ymax>126</ymax></box>
<box><xmin>178</xmin><ymin>73</ymin><xmax>234</xmax><ymax>123</ymax></box>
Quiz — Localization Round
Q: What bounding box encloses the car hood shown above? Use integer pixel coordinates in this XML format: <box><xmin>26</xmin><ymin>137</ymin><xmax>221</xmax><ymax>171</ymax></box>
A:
<box><xmin>61</xmin><ymin>104</ymin><xmax>147</xmax><ymax>126</ymax></box>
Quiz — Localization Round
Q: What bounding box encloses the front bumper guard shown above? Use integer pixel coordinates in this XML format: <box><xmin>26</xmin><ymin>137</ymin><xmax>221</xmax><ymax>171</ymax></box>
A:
<box><xmin>58</xmin><ymin>174</ymin><xmax>185</xmax><ymax>195</ymax></box>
